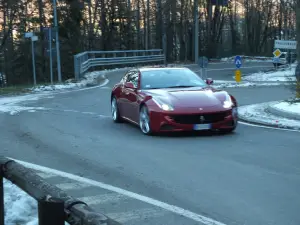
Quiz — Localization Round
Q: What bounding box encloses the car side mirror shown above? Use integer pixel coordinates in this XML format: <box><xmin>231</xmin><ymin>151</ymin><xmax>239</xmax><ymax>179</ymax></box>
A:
<box><xmin>206</xmin><ymin>78</ymin><xmax>214</xmax><ymax>85</ymax></box>
<box><xmin>124</xmin><ymin>82</ymin><xmax>135</xmax><ymax>88</ymax></box>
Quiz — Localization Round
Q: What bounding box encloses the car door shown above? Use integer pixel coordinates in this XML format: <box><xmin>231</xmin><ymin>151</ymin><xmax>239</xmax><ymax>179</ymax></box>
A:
<box><xmin>122</xmin><ymin>70</ymin><xmax>140</xmax><ymax>122</ymax></box>
<box><xmin>118</xmin><ymin>71</ymin><xmax>132</xmax><ymax>116</ymax></box>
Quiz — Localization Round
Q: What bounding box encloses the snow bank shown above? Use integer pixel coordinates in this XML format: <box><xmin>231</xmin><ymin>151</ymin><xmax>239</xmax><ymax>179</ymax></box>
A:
<box><xmin>272</xmin><ymin>101</ymin><xmax>300</xmax><ymax>115</ymax></box>
<box><xmin>4</xmin><ymin>179</ymin><xmax>70</xmax><ymax>225</ymax></box>
<box><xmin>4</xmin><ymin>178</ymin><xmax>37</xmax><ymax>225</ymax></box>
<box><xmin>30</xmin><ymin>70</ymin><xmax>108</xmax><ymax>93</ymax></box>
<box><xmin>238</xmin><ymin>103</ymin><xmax>300</xmax><ymax>129</ymax></box>
<box><xmin>221</xmin><ymin>56</ymin><xmax>273</xmax><ymax>62</ymax></box>
<box><xmin>212</xmin><ymin>81</ymin><xmax>290</xmax><ymax>89</ymax></box>
<box><xmin>29</xmin><ymin>67</ymin><xmax>135</xmax><ymax>93</ymax></box>
<box><xmin>242</xmin><ymin>67</ymin><xmax>296</xmax><ymax>82</ymax></box>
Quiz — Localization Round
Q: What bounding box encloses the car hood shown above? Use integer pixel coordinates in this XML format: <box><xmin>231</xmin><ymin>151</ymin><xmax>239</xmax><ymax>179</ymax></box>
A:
<box><xmin>143</xmin><ymin>87</ymin><xmax>227</xmax><ymax>108</ymax></box>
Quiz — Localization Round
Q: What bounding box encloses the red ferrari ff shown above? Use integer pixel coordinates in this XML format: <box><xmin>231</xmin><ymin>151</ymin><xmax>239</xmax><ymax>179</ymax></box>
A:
<box><xmin>111</xmin><ymin>67</ymin><xmax>238</xmax><ymax>135</ymax></box>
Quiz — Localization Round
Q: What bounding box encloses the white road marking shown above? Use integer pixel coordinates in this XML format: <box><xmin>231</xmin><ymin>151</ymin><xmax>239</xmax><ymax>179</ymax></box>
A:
<box><xmin>10</xmin><ymin>158</ymin><xmax>228</xmax><ymax>225</ymax></box>
<box><xmin>77</xmin><ymin>193</ymin><xmax>127</xmax><ymax>205</ymax></box>
<box><xmin>56</xmin><ymin>182</ymin><xmax>92</xmax><ymax>190</ymax></box>
<box><xmin>107</xmin><ymin>208</ymin><xmax>166</xmax><ymax>223</ymax></box>
<box><xmin>238</xmin><ymin>121</ymin><xmax>300</xmax><ymax>132</ymax></box>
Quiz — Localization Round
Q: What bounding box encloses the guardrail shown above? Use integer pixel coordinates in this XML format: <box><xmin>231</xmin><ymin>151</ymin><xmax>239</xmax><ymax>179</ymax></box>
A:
<box><xmin>0</xmin><ymin>156</ymin><xmax>122</xmax><ymax>225</ymax></box>
<box><xmin>74</xmin><ymin>49</ymin><xmax>166</xmax><ymax>80</ymax></box>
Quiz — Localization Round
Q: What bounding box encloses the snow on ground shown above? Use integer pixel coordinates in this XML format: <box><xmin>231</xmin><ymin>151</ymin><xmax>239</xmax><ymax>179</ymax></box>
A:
<box><xmin>4</xmin><ymin>179</ymin><xmax>37</xmax><ymax>225</ymax></box>
<box><xmin>29</xmin><ymin>67</ymin><xmax>134</xmax><ymax>93</ymax></box>
<box><xmin>212</xmin><ymin>81</ymin><xmax>291</xmax><ymax>89</ymax></box>
<box><xmin>242</xmin><ymin>66</ymin><xmax>296</xmax><ymax>82</ymax></box>
<box><xmin>272</xmin><ymin>101</ymin><xmax>300</xmax><ymax>114</ymax></box>
<box><xmin>29</xmin><ymin>70</ymin><xmax>109</xmax><ymax>93</ymax></box>
<box><xmin>221</xmin><ymin>56</ymin><xmax>273</xmax><ymax>62</ymax></box>
<box><xmin>0</xmin><ymin>93</ymin><xmax>48</xmax><ymax>115</ymax></box>
<box><xmin>4</xmin><ymin>179</ymin><xmax>70</xmax><ymax>225</ymax></box>
<box><xmin>238</xmin><ymin>102</ymin><xmax>300</xmax><ymax>129</ymax></box>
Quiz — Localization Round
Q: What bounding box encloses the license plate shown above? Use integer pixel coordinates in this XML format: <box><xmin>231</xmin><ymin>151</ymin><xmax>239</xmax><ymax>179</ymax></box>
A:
<box><xmin>193</xmin><ymin>124</ymin><xmax>211</xmax><ymax>130</ymax></box>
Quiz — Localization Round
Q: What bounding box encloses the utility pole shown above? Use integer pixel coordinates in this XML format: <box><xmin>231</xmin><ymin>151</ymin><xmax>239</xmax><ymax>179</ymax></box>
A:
<box><xmin>284</xmin><ymin>1</ymin><xmax>288</xmax><ymax>40</ymax></box>
<box><xmin>137</xmin><ymin>0</ymin><xmax>140</xmax><ymax>49</ymax></box>
<box><xmin>194</xmin><ymin>0</ymin><xmax>198</xmax><ymax>63</ymax></box>
<box><xmin>208</xmin><ymin>0</ymin><xmax>212</xmax><ymax>53</ymax></box>
<box><xmin>146</xmin><ymin>0</ymin><xmax>150</xmax><ymax>49</ymax></box>
<box><xmin>53</xmin><ymin>0</ymin><xmax>62</xmax><ymax>82</ymax></box>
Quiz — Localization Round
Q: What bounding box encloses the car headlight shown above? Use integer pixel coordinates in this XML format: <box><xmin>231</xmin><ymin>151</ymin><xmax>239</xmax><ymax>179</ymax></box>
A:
<box><xmin>152</xmin><ymin>97</ymin><xmax>174</xmax><ymax>111</ymax></box>
<box><xmin>223</xmin><ymin>94</ymin><xmax>234</xmax><ymax>109</ymax></box>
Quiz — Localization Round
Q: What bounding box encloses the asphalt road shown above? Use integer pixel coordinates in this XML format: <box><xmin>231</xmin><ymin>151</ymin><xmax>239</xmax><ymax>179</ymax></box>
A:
<box><xmin>1</xmin><ymin>62</ymin><xmax>300</xmax><ymax>225</ymax></box>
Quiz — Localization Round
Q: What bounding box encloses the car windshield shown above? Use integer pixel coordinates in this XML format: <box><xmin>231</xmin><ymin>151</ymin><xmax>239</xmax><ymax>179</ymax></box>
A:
<box><xmin>140</xmin><ymin>68</ymin><xmax>207</xmax><ymax>89</ymax></box>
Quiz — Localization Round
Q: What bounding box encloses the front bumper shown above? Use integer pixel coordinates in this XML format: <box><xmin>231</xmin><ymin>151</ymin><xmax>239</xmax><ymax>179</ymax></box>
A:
<box><xmin>149</xmin><ymin>108</ymin><xmax>238</xmax><ymax>132</ymax></box>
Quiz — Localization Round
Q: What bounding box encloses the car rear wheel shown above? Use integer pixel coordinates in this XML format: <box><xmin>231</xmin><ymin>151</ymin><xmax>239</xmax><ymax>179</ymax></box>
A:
<box><xmin>139</xmin><ymin>106</ymin><xmax>152</xmax><ymax>135</ymax></box>
<box><xmin>111</xmin><ymin>97</ymin><xmax>122</xmax><ymax>123</ymax></box>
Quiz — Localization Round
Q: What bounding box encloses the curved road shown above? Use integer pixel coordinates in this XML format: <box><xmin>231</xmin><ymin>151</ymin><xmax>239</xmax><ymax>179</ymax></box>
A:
<box><xmin>1</xmin><ymin>62</ymin><xmax>300</xmax><ymax>225</ymax></box>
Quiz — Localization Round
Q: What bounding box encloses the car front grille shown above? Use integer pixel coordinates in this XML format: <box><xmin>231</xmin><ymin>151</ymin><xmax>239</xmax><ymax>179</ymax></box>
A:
<box><xmin>170</xmin><ymin>111</ymin><xmax>230</xmax><ymax>124</ymax></box>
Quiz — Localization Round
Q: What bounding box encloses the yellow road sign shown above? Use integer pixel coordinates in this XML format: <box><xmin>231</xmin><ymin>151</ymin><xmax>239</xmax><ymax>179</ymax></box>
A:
<box><xmin>273</xmin><ymin>49</ymin><xmax>282</xmax><ymax>57</ymax></box>
<box><xmin>235</xmin><ymin>69</ymin><xmax>241</xmax><ymax>82</ymax></box>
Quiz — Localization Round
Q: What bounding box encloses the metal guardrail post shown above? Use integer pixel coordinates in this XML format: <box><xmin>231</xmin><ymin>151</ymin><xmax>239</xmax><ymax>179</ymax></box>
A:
<box><xmin>0</xmin><ymin>176</ymin><xmax>4</xmax><ymax>225</ymax></box>
<box><xmin>74</xmin><ymin>55</ymin><xmax>79</xmax><ymax>80</ymax></box>
<box><xmin>0</xmin><ymin>157</ymin><xmax>122</xmax><ymax>225</ymax></box>
<box><xmin>38</xmin><ymin>196</ymin><xmax>65</xmax><ymax>225</ymax></box>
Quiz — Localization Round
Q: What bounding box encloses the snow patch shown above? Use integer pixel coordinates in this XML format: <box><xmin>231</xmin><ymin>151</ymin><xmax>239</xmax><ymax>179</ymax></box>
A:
<box><xmin>30</xmin><ymin>70</ymin><xmax>105</xmax><ymax>93</ymax></box>
<box><xmin>0</xmin><ymin>94</ymin><xmax>47</xmax><ymax>115</ymax></box>
<box><xmin>212</xmin><ymin>81</ymin><xmax>290</xmax><ymax>89</ymax></box>
<box><xmin>272</xmin><ymin>101</ymin><xmax>300</xmax><ymax>115</ymax></box>
<box><xmin>4</xmin><ymin>179</ymin><xmax>37</xmax><ymax>225</ymax></box>
<box><xmin>242</xmin><ymin>67</ymin><xmax>296</xmax><ymax>82</ymax></box>
<box><xmin>4</xmin><ymin>179</ymin><xmax>70</xmax><ymax>225</ymax></box>
<box><xmin>29</xmin><ymin>67</ymin><xmax>132</xmax><ymax>93</ymax></box>
<box><xmin>221</xmin><ymin>56</ymin><xmax>273</xmax><ymax>62</ymax></box>
<box><xmin>238</xmin><ymin>102</ymin><xmax>300</xmax><ymax>129</ymax></box>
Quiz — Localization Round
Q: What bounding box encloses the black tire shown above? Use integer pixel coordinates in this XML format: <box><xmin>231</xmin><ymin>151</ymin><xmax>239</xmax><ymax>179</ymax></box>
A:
<box><xmin>139</xmin><ymin>106</ymin><xmax>153</xmax><ymax>135</ymax></box>
<box><xmin>111</xmin><ymin>96</ymin><xmax>122</xmax><ymax>123</ymax></box>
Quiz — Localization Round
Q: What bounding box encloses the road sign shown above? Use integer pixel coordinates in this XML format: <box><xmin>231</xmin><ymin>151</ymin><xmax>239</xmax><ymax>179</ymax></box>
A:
<box><xmin>25</xmin><ymin>32</ymin><xmax>33</xmax><ymax>38</ymax></box>
<box><xmin>272</xmin><ymin>57</ymin><xmax>280</xmax><ymax>63</ymax></box>
<box><xmin>32</xmin><ymin>36</ymin><xmax>38</xmax><ymax>41</ymax></box>
<box><xmin>274</xmin><ymin>40</ymin><xmax>297</xmax><ymax>50</ymax></box>
<box><xmin>235</xmin><ymin>69</ymin><xmax>241</xmax><ymax>82</ymax></box>
<box><xmin>273</xmin><ymin>49</ymin><xmax>282</xmax><ymax>57</ymax></box>
<box><xmin>198</xmin><ymin>56</ymin><xmax>208</xmax><ymax>68</ymax></box>
<box><xmin>234</xmin><ymin>55</ymin><xmax>242</xmax><ymax>68</ymax></box>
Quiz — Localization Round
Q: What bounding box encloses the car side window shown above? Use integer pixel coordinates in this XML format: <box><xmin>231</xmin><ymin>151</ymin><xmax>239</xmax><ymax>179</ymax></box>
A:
<box><xmin>121</xmin><ymin>71</ymin><xmax>131</xmax><ymax>83</ymax></box>
<box><xmin>126</xmin><ymin>71</ymin><xmax>139</xmax><ymax>88</ymax></box>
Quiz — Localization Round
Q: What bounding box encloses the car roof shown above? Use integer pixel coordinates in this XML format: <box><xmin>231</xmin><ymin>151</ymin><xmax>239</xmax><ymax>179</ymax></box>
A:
<box><xmin>138</xmin><ymin>66</ymin><xmax>188</xmax><ymax>72</ymax></box>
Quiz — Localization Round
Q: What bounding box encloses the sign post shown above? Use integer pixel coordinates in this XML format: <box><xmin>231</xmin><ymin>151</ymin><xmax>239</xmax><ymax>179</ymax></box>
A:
<box><xmin>198</xmin><ymin>56</ymin><xmax>208</xmax><ymax>79</ymax></box>
<box><xmin>49</xmin><ymin>27</ymin><xmax>53</xmax><ymax>84</ymax></box>
<box><xmin>272</xmin><ymin>48</ymin><xmax>282</xmax><ymax>70</ymax></box>
<box><xmin>25</xmin><ymin>32</ymin><xmax>38</xmax><ymax>86</ymax></box>
<box><xmin>234</xmin><ymin>55</ymin><xmax>242</xmax><ymax>82</ymax></box>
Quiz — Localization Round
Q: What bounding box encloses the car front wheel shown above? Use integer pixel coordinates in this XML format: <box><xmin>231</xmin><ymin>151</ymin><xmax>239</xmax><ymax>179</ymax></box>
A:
<box><xmin>139</xmin><ymin>106</ymin><xmax>152</xmax><ymax>135</ymax></box>
<box><xmin>111</xmin><ymin>97</ymin><xmax>122</xmax><ymax>123</ymax></box>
